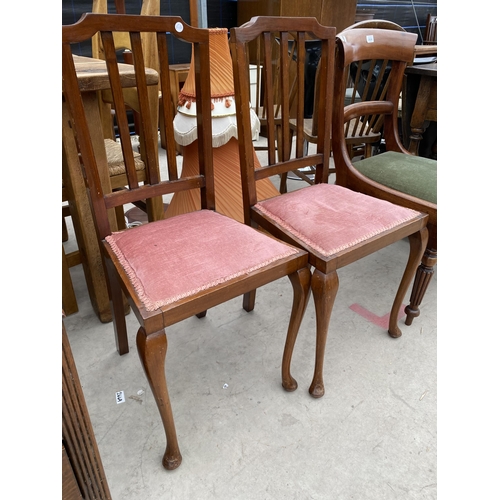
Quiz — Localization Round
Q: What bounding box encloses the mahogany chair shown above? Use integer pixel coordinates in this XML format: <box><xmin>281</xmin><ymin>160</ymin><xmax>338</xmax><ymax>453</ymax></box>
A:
<box><xmin>338</xmin><ymin>19</ymin><xmax>407</xmax><ymax>160</ymax></box>
<box><xmin>230</xmin><ymin>16</ymin><xmax>429</xmax><ymax>399</ymax></box>
<box><xmin>332</xmin><ymin>28</ymin><xmax>437</xmax><ymax>326</ymax></box>
<box><xmin>63</xmin><ymin>13</ymin><xmax>311</xmax><ymax>470</ymax></box>
<box><xmin>284</xmin><ymin>20</ymin><xmax>407</xmax><ymax>193</ymax></box>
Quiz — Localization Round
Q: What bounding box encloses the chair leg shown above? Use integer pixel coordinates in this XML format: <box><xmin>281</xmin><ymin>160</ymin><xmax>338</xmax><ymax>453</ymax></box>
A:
<box><xmin>279</xmin><ymin>172</ymin><xmax>288</xmax><ymax>194</ymax></box>
<box><xmin>115</xmin><ymin>205</ymin><xmax>127</xmax><ymax>231</ymax></box>
<box><xmin>404</xmin><ymin>245</ymin><xmax>437</xmax><ymax>326</ymax></box>
<box><xmin>136</xmin><ymin>327</ymin><xmax>182</xmax><ymax>470</ymax></box>
<box><xmin>62</xmin><ymin>216</ymin><xmax>69</xmax><ymax>242</ymax></box>
<box><xmin>282</xmin><ymin>267</ymin><xmax>311</xmax><ymax>392</ymax></box>
<box><xmin>388</xmin><ymin>228</ymin><xmax>428</xmax><ymax>338</ymax></box>
<box><xmin>243</xmin><ymin>289</ymin><xmax>256</xmax><ymax>312</ymax></box>
<box><xmin>309</xmin><ymin>269</ymin><xmax>339</xmax><ymax>399</ymax></box>
<box><xmin>62</xmin><ymin>245</ymin><xmax>78</xmax><ymax>316</ymax></box>
<box><xmin>104</xmin><ymin>258</ymin><xmax>129</xmax><ymax>355</ymax></box>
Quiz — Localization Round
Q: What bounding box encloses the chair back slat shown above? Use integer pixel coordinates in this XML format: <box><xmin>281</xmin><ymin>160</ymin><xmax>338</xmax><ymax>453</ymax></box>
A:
<box><xmin>62</xmin><ymin>13</ymin><xmax>213</xmax><ymax>240</ymax></box>
<box><xmin>157</xmin><ymin>32</ymin><xmax>179</xmax><ymax>181</ymax></box>
<box><xmin>100</xmin><ymin>30</ymin><xmax>141</xmax><ymax>189</ymax></box>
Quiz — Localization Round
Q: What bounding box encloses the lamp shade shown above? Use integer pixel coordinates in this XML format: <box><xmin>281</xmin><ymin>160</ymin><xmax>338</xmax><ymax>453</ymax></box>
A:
<box><xmin>173</xmin><ymin>28</ymin><xmax>260</xmax><ymax>147</ymax></box>
<box><xmin>167</xmin><ymin>27</ymin><xmax>279</xmax><ymax>224</ymax></box>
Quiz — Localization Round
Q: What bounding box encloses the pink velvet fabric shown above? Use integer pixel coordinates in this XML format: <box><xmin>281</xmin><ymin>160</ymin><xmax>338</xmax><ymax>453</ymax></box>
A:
<box><xmin>105</xmin><ymin>210</ymin><xmax>299</xmax><ymax>312</ymax></box>
<box><xmin>255</xmin><ymin>184</ymin><xmax>420</xmax><ymax>257</ymax></box>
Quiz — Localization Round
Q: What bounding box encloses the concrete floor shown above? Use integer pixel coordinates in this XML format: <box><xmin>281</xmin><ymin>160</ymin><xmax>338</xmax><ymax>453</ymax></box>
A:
<box><xmin>62</xmin><ymin>142</ymin><xmax>437</xmax><ymax>499</ymax></box>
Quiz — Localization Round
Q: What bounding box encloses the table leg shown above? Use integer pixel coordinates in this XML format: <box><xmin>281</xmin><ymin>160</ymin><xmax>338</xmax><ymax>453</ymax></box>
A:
<box><xmin>408</xmin><ymin>76</ymin><xmax>434</xmax><ymax>156</ymax></box>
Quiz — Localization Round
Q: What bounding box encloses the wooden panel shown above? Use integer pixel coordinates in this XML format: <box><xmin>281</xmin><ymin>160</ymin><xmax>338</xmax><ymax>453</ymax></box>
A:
<box><xmin>63</xmin><ymin>320</ymin><xmax>112</xmax><ymax>499</ymax></box>
<box><xmin>237</xmin><ymin>0</ymin><xmax>357</xmax><ymax>32</ymax></box>
<box><xmin>63</xmin><ymin>445</ymin><xmax>83</xmax><ymax>500</ymax></box>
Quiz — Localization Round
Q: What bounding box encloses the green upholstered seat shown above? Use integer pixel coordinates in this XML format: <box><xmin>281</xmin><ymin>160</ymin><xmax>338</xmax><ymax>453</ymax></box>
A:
<box><xmin>354</xmin><ymin>151</ymin><xmax>437</xmax><ymax>204</ymax></box>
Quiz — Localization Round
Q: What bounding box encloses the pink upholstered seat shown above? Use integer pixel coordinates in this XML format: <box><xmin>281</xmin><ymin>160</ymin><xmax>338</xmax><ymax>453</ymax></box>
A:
<box><xmin>255</xmin><ymin>184</ymin><xmax>420</xmax><ymax>256</ymax></box>
<box><xmin>106</xmin><ymin>210</ymin><xmax>299</xmax><ymax>311</ymax></box>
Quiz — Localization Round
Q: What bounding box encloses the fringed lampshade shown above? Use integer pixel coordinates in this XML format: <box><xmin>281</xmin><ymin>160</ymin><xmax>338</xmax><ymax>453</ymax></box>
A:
<box><xmin>166</xmin><ymin>28</ymin><xmax>279</xmax><ymax>223</ymax></box>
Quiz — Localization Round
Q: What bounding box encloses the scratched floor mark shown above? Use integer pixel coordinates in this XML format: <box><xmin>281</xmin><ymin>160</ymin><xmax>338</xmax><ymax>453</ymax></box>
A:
<box><xmin>349</xmin><ymin>303</ymin><xmax>406</xmax><ymax>329</ymax></box>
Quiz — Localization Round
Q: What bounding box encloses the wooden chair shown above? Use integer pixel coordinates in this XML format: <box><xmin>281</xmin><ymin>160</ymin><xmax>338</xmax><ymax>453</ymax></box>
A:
<box><xmin>230</xmin><ymin>16</ymin><xmax>429</xmax><ymax>399</ymax></box>
<box><xmin>62</xmin><ymin>13</ymin><xmax>311</xmax><ymax>470</ymax></box>
<box><xmin>341</xmin><ymin>20</ymin><xmax>407</xmax><ymax>159</ymax></box>
<box><xmin>332</xmin><ymin>28</ymin><xmax>437</xmax><ymax>326</ymax></box>
<box><xmin>285</xmin><ymin>20</ymin><xmax>407</xmax><ymax>193</ymax></box>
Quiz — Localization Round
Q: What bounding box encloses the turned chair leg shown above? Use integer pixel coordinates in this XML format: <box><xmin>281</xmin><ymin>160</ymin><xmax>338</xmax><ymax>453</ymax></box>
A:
<box><xmin>137</xmin><ymin>327</ymin><xmax>182</xmax><ymax>470</ymax></box>
<box><xmin>388</xmin><ymin>228</ymin><xmax>428</xmax><ymax>338</ymax></box>
<box><xmin>309</xmin><ymin>269</ymin><xmax>339</xmax><ymax>399</ymax></box>
<box><xmin>282</xmin><ymin>267</ymin><xmax>311</xmax><ymax>392</ymax></box>
<box><xmin>404</xmin><ymin>246</ymin><xmax>437</xmax><ymax>326</ymax></box>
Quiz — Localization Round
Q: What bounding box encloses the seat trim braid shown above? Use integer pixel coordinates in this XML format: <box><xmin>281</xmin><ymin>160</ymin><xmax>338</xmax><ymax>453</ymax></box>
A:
<box><xmin>105</xmin><ymin>210</ymin><xmax>299</xmax><ymax>311</ymax></box>
<box><xmin>255</xmin><ymin>183</ymin><xmax>422</xmax><ymax>257</ymax></box>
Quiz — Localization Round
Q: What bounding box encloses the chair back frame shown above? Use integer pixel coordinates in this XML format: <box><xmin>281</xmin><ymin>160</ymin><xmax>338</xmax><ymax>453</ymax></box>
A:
<box><xmin>62</xmin><ymin>13</ymin><xmax>214</xmax><ymax>241</ymax></box>
<box><xmin>333</xmin><ymin>28</ymin><xmax>418</xmax><ymax>184</ymax></box>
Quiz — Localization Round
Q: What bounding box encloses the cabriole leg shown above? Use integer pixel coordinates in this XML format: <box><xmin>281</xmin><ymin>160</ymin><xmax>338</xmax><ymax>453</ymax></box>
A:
<box><xmin>309</xmin><ymin>269</ymin><xmax>339</xmax><ymax>398</ymax></box>
<box><xmin>136</xmin><ymin>327</ymin><xmax>182</xmax><ymax>470</ymax></box>
<box><xmin>282</xmin><ymin>267</ymin><xmax>311</xmax><ymax>392</ymax></box>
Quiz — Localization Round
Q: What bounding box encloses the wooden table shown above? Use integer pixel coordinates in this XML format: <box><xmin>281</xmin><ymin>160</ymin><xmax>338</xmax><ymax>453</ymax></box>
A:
<box><xmin>403</xmin><ymin>61</ymin><xmax>437</xmax><ymax>157</ymax></box>
<box><xmin>62</xmin><ymin>55</ymin><xmax>159</xmax><ymax>322</ymax></box>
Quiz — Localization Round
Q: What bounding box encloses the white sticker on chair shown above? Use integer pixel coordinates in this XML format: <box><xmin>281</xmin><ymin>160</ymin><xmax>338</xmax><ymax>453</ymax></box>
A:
<box><xmin>116</xmin><ymin>390</ymin><xmax>126</xmax><ymax>404</ymax></box>
<box><xmin>366</xmin><ymin>35</ymin><xmax>374</xmax><ymax>43</ymax></box>
<box><xmin>175</xmin><ymin>22</ymin><xmax>184</xmax><ymax>33</ymax></box>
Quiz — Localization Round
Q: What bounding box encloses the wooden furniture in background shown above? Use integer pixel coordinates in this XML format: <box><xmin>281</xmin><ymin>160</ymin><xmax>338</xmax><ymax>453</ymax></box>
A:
<box><xmin>404</xmin><ymin>62</ymin><xmax>437</xmax><ymax>157</ymax></box>
<box><xmin>62</xmin><ymin>54</ymin><xmax>160</xmax><ymax>322</ymax></box>
<box><xmin>159</xmin><ymin>62</ymin><xmax>191</xmax><ymax>151</ymax></box>
<box><xmin>237</xmin><ymin>0</ymin><xmax>357</xmax><ymax>33</ymax></box>
<box><xmin>231</xmin><ymin>16</ymin><xmax>428</xmax><ymax>398</ymax></box>
<box><xmin>332</xmin><ymin>28</ymin><xmax>437</xmax><ymax>326</ymax></box>
<box><xmin>63</xmin><ymin>13</ymin><xmax>311</xmax><ymax>470</ymax></box>
<box><xmin>63</xmin><ymin>182</ymin><xmax>81</xmax><ymax>317</ymax></box>
<box><xmin>63</xmin><ymin>318</ymin><xmax>112</xmax><ymax>499</ymax></box>
<box><xmin>91</xmin><ymin>0</ymin><xmax>160</xmax><ymax>141</ymax></box>
<box><xmin>424</xmin><ymin>14</ymin><xmax>437</xmax><ymax>44</ymax></box>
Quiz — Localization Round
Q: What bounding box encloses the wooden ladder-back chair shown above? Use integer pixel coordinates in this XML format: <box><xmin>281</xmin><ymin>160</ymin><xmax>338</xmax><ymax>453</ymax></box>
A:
<box><xmin>230</xmin><ymin>16</ymin><xmax>429</xmax><ymax>399</ymax></box>
<box><xmin>332</xmin><ymin>28</ymin><xmax>437</xmax><ymax>326</ymax></box>
<box><xmin>62</xmin><ymin>13</ymin><xmax>311</xmax><ymax>470</ymax></box>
